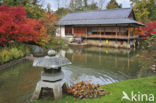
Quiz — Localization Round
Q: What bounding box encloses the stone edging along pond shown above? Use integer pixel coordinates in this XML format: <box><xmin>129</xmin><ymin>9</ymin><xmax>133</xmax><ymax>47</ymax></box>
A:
<box><xmin>0</xmin><ymin>55</ymin><xmax>34</xmax><ymax>71</ymax></box>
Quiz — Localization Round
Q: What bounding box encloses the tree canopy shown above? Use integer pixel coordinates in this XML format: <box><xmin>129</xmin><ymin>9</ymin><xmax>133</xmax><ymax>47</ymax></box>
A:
<box><xmin>130</xmin><ymin>0</ymin><xmax>156</xmax><ymax>22</ymax></box>
<box><xmin>0</xmin><ymin>0</ymin><xmax>45</xmax><ymax>19</ymax></box>
<box><xmin>0</xmin><ymin>4</ymin><xmax>48</xmax><ymax>46</ymax></box>
<box><xmin>56</xmin><ymin>8</ymin><xmax>71</xmax><ymax>19</ymax></box>
<box><xmin>69</xmin><ymin>0</ymin><xmax>98</xmax><ymax>12</ymax></box>
<box><xmin>106</xmin><ymin>0</ymin><xmax>122</xmax><ymax>9</ymax></box>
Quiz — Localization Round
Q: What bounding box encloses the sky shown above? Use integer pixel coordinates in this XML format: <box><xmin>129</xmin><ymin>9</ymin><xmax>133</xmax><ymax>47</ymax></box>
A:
<box><xmin>40</xmin><ymin>0</ymin><xmax>131</xmax><ymax>11</ymax></box>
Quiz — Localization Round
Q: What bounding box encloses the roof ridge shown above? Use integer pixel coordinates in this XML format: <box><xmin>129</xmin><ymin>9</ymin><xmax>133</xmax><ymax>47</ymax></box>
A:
<box><xmin>68</xmin><ymin>8</ymin><xmax>132</xmax><ymax>14</ymax></box>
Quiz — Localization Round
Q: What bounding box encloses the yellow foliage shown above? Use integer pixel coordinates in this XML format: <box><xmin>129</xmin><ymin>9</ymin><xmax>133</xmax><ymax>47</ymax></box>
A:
<box><xmin>0</xmin><ymin>48</ymin><xmax>12</xmax><ymax>64</ymax></box>
<box><xmin>36</xmin><ymin>27</ymin><xmax>51</xmax><ymax>46</ymax></box>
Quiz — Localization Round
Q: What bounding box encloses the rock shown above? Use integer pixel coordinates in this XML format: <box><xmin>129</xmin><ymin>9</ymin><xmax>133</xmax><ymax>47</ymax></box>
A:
<box><xmin>25</xmin><ymin>54</ymin><xmax>34</xmax><ymax>61</ymax></box>
<box><xmin>31</xmin><ymin>45</ymin><xmax>45</xmax><ymax>57</ymax></box>
<box><xmin>48</xmin><ymin>50</ymin><xmax>56</xmax><ymax>56</ymax></box>
<box><xmin>68</xmin><ymin>38</ymin><xmax>74</xmax><ymax>43</ymax></box>
<box><xmin>150</xmin><ymin>65</ymin><xmax>156</xmax><ymax>72</ymax></box>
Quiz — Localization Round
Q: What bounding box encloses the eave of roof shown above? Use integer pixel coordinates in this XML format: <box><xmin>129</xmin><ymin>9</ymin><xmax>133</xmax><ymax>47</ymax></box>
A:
<box><xmin>57</xmin><ymin>18</ymin><xmax>144</xmax><ymax>26</ymax></box>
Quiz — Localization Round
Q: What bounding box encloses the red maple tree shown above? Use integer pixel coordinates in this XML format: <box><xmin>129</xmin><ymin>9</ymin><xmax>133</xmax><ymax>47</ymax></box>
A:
<box><xmin>0</xmin><ymin>4</ymin><xmax>47</xmax><ymax>45</ymax></box>
<box><xmin>144</xmin><ymin>21</ymin><xmax>156</xmax><ymax>36</ymax></box>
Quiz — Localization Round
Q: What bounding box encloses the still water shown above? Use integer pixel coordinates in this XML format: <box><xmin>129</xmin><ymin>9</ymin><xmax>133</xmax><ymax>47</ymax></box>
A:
<box><xmin>0</xmin><ymin>47</ymin><xmax>155</xmax><ymax>103</ymax></box>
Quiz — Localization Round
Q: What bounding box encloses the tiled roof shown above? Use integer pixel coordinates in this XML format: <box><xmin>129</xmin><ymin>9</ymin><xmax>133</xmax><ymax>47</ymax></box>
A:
<box><xmin>57</xmin><ymin>8</ymin><xmax>144</xmax><ymax>26</ymax></box>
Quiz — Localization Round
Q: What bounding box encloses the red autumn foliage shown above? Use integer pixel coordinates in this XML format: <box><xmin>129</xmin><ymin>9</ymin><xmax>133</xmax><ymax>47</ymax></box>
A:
<box><xmin>138</xmin><ymin>21</ymin><xmax>156</xmax><ymax>38</ymax></box>
<box><xmin>0</xmin><ymin>4</ymin><xmax>47</xmax><ymax>45</ymax></box>
<box><xmin>142</xmin><ymin>36</ymin><xmax>147</xmax><ymax>40</ymax></box>
<box><xmin>144</xmin><ymin>21</ymin><xmax>156</xmax><ymax>36</ymax></box>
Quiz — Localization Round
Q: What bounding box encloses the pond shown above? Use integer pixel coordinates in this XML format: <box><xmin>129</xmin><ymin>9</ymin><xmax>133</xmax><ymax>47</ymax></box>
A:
<box><xmin>0</xmin><ymin>47</ymin><xmax>155</xmax><ymax>103</ymax></box>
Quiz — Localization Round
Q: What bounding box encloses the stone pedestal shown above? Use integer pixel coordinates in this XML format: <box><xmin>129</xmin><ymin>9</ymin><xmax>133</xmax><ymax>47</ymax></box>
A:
<box><xmin>32</xmin><ymin>68</ymin><xmax>66</xmax><ymax>101</ymax></box>
<box><xmin>32</xmin><ymin>79</ymin><xmax>66</xmax><ymax>101</ymax></box>
<box><xmin>32</xmin><ymin>50</ymin><xmax>71</xmax><ymax>101</ymax></box>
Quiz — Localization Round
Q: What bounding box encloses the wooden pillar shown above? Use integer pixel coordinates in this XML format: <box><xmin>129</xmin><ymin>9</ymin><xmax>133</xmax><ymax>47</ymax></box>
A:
<box><xmin>86</xmin><ymin>27</ymin><xmax>88</xmax><ymax>43</ymax></box>
<box><xmin>72</xmin><ymin>26</ymin><xmax>74</xmax><ymax>36</ymax></box>
<box><xmin>85</xmin><ymin>27</ymin><xmax>87</xmax><ymax>36</ymax></box>
<box><xmin>132</xmin><ymin>26</ymin><xmax>134</xmax><ymax>36</ymax></box>
<box><xmin>115</xmin><ymin>25</ymin><xmax>118</xmax><ymax>37</ymax></box>
<box><xmin>80</xmin><ymin>27</ymin><xmax>82</xmax><ymax>38</ymax></box>
<box><xmin>128</xmin><ymin>27</ymin><xmax>130</xmax><ymax>38</ymax></box>
<box><xmin>119</xmin><ymin>26</ymin><xmax>121</xmax><ymax>36</ymax></box>
<box><xmin>115</xmin><ymin>25</ymin><xmax>118</xmax><ymax>47</ymax></box>
<box><xmin>100</xmin><ymin>26</ymin><xmax>102</xmax><ymax>43</ymax></box>
<box><xmin>133</xmin><ymin>26</ymin><xmax>135</xmax><ymax>36</ymax></box>
<box><xmin>128</xmin><ymin>26</ymin><xmax>130</xmax><ymax>46</ymax></box>
<box><xmin>104</xmin><ymin>27</ymin><xmax>106</xmax><ymax>35</ymax></box>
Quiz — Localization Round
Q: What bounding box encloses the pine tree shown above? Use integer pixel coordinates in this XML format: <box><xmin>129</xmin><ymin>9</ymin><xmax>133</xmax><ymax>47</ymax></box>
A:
<box><xmin>106</xmin><ymin>0</ymin><xmax>122</xmax><ymax>9</ymax></box>
<box><xmin>84</xmin><ymin>0</ymin><xmax>88</xmax><ymax>7</ymax></box>
<box><xmin>47</xmin><ymin>3</ymin><xmax>52</xmax><ymax>13</ymax></box>
<box><xmin>70</xmin><ymin>0</ymin><xmax>75</xmax><ymax>11</ymax></box>
<box><xmin>99</xmin><ymin>0</ymin><xmax>105</xmax><ymax>10</ymax></box>
<box><xmin>70</xmin><ymin>0</ymin><xmax>99</xmax><ymax>12</ymax></box>
<box><xmin>75</xmin><ymin>0</ymin><xmax>82</xmax><ymax>9</ymax></box>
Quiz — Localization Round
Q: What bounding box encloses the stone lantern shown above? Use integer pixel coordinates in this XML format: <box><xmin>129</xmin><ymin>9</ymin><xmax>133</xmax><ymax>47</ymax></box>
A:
<box><xmin>32</xmin><ymin>50</ymin><xmax>71</xmax><ymax>100</ymax></box>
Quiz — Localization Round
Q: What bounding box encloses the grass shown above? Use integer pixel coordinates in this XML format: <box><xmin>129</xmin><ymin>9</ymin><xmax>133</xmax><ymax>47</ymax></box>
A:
<box><xmin>32</xmin><ymin>76</ymin><xmax>156</xmax><ymax>103</ymax></box>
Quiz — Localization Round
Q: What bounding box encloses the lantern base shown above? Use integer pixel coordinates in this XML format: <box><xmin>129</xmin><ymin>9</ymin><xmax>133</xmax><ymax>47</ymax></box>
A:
<box><xmin>31</xmin><ymin>79</ymin><xmax>66</xmax><ymax>101</ymax></box>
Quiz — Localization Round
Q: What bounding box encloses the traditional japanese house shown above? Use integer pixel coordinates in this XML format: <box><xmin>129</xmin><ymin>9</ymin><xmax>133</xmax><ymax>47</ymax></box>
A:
<box><xmin>56</xmin><ymin>8</ymin><xmax>144</xmax><ymax>48</ymax></box>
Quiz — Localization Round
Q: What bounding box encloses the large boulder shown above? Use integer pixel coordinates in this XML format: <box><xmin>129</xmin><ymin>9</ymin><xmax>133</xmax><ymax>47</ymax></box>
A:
<box><xmin>31</xmin><ymin>45</ymin><xmax>45</xmax><ymax>57</ymax></box>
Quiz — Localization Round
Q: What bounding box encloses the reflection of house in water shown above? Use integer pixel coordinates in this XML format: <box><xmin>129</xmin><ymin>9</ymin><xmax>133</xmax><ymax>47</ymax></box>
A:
<box><xmin>59</xmin><ymin>47</ymin><xmax>140</xmax><ymax>78</ymax></box>
<box><xmin>59</xmin><ymin>47</ymin><xmax>154</xmax><ymax>85</ymax></box>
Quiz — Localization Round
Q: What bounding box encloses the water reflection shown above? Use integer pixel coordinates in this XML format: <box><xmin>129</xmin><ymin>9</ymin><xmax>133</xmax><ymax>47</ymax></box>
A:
<box><xmin>0</xmin><ymin>61</ymin><xmax>41</xmax><ymax>103</ymax></box>
<box><xmin>57</xmin><ymin>47</ymin><xmax>153</xmax><ymax>85</ymax></box>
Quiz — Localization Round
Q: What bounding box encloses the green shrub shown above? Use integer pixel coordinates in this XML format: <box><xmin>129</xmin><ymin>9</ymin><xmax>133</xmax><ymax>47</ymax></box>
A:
<box><xmin>0</xmin><ymin>43</ymin><xmax>31</xmax><ymax>64</ymax></box>
<box><xmin>18</xmin><ymin>50</ymin><xmax>24</xmax><ymax>57</ymax></box>
<box><xmin>23</xmin><ymin>46</ymin><xmax>31</xmax><ymax>55</ymax></box>
<box><xmin>50</xmin><ymin>38</ymin><xmax>59</xmax><ymax>45</ymax></box>
<box><xmin>152</xmin><ymin>55</ymin><xmax>156</xmax><ymax>62</ymax></box>
<box><xmin>9</xmin><ymin>48</ymin><xmax>24</xmax><ymax>59</ymax></box>
<box><xmin>9</xmin><ymin>43</ymin><xmax>31</xmax><ymax>55</ymax></box>
<box><xmin>58</xmin><ymin>38</ymin><xmax>67</xmax><ymax>46</ymax></box>
<box><xmin>0</xmin><ymin>48</ymin><xmax>13</xmax><ymax>64</ymax></box>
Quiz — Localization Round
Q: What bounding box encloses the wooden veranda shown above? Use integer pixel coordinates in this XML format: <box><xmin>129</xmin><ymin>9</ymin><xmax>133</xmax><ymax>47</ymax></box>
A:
<box><xmin>65</xmin><ymin>25</ymin><xmax>140</xmax><ymax>40</ymax></box>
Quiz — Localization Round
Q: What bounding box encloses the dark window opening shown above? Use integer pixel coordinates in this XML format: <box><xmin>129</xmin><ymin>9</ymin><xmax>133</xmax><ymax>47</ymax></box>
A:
<box><xmin>65</xmin><ymin>27</ymin><xmax>72</xmax><ymax>35</ymax></box>
<box><xmin>105</xmin><ymin>32</ymin><xmax>116</xmax><ymax>35</ymax></box>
